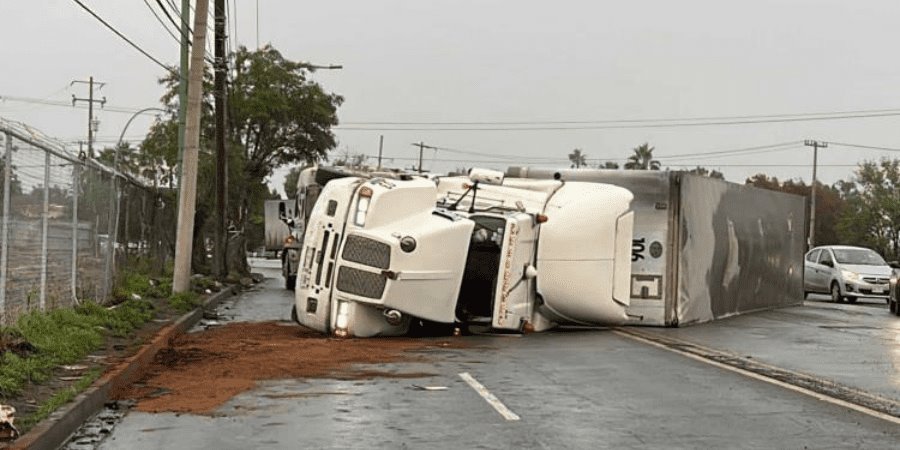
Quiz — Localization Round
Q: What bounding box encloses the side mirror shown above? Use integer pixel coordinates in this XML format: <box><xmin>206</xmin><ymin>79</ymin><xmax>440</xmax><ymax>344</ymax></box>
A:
<box><xmin>889</xmin><ymin>261</ymin><xmax>900</xmax><ymax>269</ymax></box>
<box><xmin>821</xmin><ymin>260</ymin><xmax>834</xmax><ymax>268</ymax></box>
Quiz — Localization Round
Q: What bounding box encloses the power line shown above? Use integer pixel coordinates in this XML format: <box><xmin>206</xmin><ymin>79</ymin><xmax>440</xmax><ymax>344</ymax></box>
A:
<box><xmin>70</xmin><ymin>0</ymin><xmax>177</xmax><ymax>76</ymax></box>
<box><xmin>143</xmin><ymin>0</ymin><xmax>181</xmax><ymax>45</ymax></box>
<box><xmin>336</xmin><ymin>111</ymin><xmax>900</xmax><ymax>131</ymax></box>
<box><xmin>342</xmin><ymin>107</ymin><xmax>900</xmax><ymax>126</ymax></box>
<box><xmin>828</xmin><ymin>142</ymin><xmax>900</xmax><ymax>152</ymax></box>
<box><xmin>0</xmin><ymin>94</ymin><xmax>163</xmax><ymax>115</ymax></box>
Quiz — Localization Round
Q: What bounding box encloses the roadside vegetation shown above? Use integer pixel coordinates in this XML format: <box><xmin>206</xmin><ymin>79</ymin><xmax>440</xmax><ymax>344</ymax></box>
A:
<box><xmin>0</xmin><ymin>258</ymin><xmax>224</xmax><ymax>436</ymax></box>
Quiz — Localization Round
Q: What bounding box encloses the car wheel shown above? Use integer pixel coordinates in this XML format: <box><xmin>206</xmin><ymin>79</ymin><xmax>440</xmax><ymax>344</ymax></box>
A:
<box><xmin>845</xmin><ymin>297</ymin><xmax>857</xmax><ymax>304</ymax></box>
<box><xmin>890</xmin><ymin>300</ymin><xmax>897</xmax><ymax>314</ymax></box>
<box><xmin>830</xmin><ymin>282</ymin><xmax>843</xmax><ymax>303</ymax></box>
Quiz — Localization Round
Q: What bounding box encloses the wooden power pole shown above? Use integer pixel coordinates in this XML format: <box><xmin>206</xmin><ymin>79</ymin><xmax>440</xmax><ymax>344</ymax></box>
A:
<box><xmin>173</xmin><ymin>0</ymin><xmax>211</xmax><ymax>293</ymax></box>
<box><xmin>804</xmin><ymin>139</ymin><xmax>827</xmax><ymax>248</ymax></box>
<box><xmin>71</xmin><ymin>77</ymin><xmax>106</xmax><ymax>158</ymax></box>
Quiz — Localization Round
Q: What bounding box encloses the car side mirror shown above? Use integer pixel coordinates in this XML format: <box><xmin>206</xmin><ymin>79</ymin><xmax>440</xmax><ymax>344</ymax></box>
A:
<box><xmin>821</xmin><ymin>260</ymin><xmax>834</xmax><ymax>268</ymax></box>
<box><xmin>889</xmin><ymin>261</ymin><xmax>900</xmax><ymax>269</ymax></box>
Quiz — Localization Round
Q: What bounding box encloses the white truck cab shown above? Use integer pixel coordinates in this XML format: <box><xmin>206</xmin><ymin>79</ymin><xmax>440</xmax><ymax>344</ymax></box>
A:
<box><xmin>293</xmin><ymin>170</ymin><xmax>635</xmax><ymax>337</ymax></box>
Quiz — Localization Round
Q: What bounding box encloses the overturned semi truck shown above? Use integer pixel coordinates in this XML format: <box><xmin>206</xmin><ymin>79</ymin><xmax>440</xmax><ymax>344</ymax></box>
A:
<box><xmin>292</xmin><ymin>170</ymin><xmax>636</xmax><ymax>337</ymax></box>
<box><xmin>506</xmin><ymin>167</ymin><xmax>807</xmax><ymax>326</ymax></box>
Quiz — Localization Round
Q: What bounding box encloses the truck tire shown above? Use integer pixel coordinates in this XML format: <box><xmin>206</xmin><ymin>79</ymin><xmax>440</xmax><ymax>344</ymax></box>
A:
<box><xmin>291</xmin><ymin>304</ymin><xmax>300</xmax><ymax>324</ymax></box>
<box><xmin>285</xmin><ymin>275</ymin><xmax>296</xmax><ymax>291</ymax></box>
<box><xmin>314</xmin><ymin>166</ymin><xmax>353</xmax><ymax>186</ymax></box>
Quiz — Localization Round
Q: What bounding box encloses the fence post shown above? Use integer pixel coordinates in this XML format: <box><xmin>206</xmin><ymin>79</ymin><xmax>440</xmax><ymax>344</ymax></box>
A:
<box><xmin>71</xmin><ymin>160</ymin><xmax>81</xmax><ymax>304</ymax></box>
<box><xmin>40</xmin><ymin>149</ymin><xmax>50</xmax><ymax>310</ymax></box>
<box><xmin>0</xmin><ymin>133</ymin><xmax>10</xmax><ymax>322</ymax></box>
<box><xmin>103</xmin><ymin>171</ymin><xmax>115</xmax><ymax>301</ymax></box>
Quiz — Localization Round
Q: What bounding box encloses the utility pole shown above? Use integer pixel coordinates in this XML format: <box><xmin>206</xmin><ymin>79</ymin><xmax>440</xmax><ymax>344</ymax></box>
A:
<box><xmin>377</xmin><ymin>135</ymin><xmax>383</xmax><ymax>170</ymax></box>
<box><xmin>178</xmin><ymin>0</ymin><xmax>191</xmax><ymax>186</ymax></box>
<box><xmin>214</xmin><ymin>0</ymin><xmax>228</xmax><ymax>278</ymax></box>
<box><xmin>71</xmin><ymin>77</ymin><xmax>106</xmax><ymax>158</ymax></box>
<box><xmin>411</xmin><ymin>141</ymin><xmax>437</xmax><ymax>174</ymax></box>
<box><xmin>804</xmin><ymin>139</ymin><xmax>827</xmax><ymax>248</ymax></box>
<box><xmin>173</xmin><ymin>0</ymin><xmax>211</xmax><ymax>294</ymax></box>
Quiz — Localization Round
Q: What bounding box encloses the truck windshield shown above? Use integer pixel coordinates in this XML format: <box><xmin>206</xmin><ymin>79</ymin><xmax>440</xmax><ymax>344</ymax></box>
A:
<box><xmin>832</xmin><ymin>248</ymin><xmax>886</xmax><ymax>265</ymax></box>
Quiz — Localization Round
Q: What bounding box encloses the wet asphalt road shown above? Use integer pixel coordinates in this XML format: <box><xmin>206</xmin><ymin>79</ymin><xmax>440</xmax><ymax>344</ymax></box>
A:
<box><xmin>95</xmin><ymin>259</ymin><xmax>900</xmax><ymax>449</ymax></box>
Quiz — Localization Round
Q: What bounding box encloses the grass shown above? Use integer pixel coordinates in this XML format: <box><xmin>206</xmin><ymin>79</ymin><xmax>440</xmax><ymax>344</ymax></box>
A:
<box><xmin>0</xmin><ymin>258</ymin><xmax>218</xmax><ymax>435</ymax></box>
<box><xmin>18</xmin><ymin>368</ymin><xmax>102</xmax><ymax>430</ymax></box>
<box><xmin>0</xmin><ymin>299</ymin><xmax>154</xmax><ymax>397</ymax></box>
<box><xmin>168</xmin><ymin>291</ymin><xmax>202</xmax><ymax>313</ymax></box>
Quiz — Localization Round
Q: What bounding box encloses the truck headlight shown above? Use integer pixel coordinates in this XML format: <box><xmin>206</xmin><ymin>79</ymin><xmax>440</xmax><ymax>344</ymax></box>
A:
<box><xmin>353</xmin><ymin>187</ymin><xmax>373</xmax><ymax>226</ymax></box>
<box><xmin>841</xmin><ymin>270</ymin><xmax>860</xmax><ymax>282</ymax></box>
<box><xmin>335</xmin><ymin>301</ymin><xmax>350</xmax><ymax>330</ymax></box>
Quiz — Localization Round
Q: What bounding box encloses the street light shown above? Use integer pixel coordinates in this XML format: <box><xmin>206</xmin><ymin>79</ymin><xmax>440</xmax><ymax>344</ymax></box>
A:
<box><xmin>301</xmin><ymin>63</ymin><xmax>343</xmax><ymax>71</ymax></box>
<box><xmin>103</xmin><ymin>107</ymin><xmax>166</xmax><ymax>299</ymax></box>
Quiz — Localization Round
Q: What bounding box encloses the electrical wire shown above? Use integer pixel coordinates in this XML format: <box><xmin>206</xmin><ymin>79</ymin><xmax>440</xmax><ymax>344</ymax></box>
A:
<box><xmin>143</xmin><ymin>0</ymin><xmax>181</xmax><ymax>45</ymax></box>
<box><xmin>70</xmin><ymin>0</ymin><xmax>177</xmax><ymax>76</ymax></box>
<box><xmin>336</xmin><ymin>111</ymin><xmax>900</xmax><ymax>131</ymax></box>
<box><xmin>153</xmin><ymin>0</ymin><xmax>184</xmax><ymax>41</ymax></box>
<box><xmin>828</xmin><ymin>142</ymin><xmax>900</xmax><ymax>152</ymax></box>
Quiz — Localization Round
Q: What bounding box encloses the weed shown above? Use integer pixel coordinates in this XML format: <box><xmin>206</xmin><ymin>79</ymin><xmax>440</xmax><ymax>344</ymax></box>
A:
<box><xmin>0</xmin><ymin>299</ymin><xmax>154</xmax><ymax>397</ymax></box>
<box><xmin>19</xmin><ymin>368</ymin><xmax>102</xmax><ymax>429</ymax></box>
<box><xmin>168</xmin><ymin>291</ymin><xmax>202</xmax><ymax>313</ymax></box>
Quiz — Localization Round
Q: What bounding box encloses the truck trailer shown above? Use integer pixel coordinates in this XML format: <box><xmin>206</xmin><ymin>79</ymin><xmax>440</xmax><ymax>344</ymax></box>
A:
<box><xmin>506</xmin><ymin>167</ymin><xmax>807</xmax><ymax>326</ymax></box>
<box><xmin>292</xmin><ymin>170</ymin><xmax>636</xmax><ymax>337</ymax></box>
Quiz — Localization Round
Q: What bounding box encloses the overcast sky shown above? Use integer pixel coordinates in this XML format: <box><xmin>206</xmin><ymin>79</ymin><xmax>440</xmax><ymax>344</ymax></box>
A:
<box><xmin>4</xmin><ymin>0</ymin><xmax>900</xmax><ymax>194</ymax></box>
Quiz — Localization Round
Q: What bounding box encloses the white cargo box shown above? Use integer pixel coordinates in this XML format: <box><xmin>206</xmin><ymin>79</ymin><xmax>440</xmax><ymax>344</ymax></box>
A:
<box><xmin>507</xmin><ymin>168</ymin><xmax>806</xmax><ymax>326</ymax></box>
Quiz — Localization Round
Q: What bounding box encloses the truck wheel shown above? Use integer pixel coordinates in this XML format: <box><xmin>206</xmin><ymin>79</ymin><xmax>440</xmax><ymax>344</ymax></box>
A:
<box><xmin>314</xmin><ymin>166</ymin><xmax>353</xmax><ymax>186</ymax></box>
<box><xmin>830</xmin><ymin>282</ymin><xmax>843</xmax><ymax>303</ymax></box>
<box><xmin>291</xmin><ymin>304</ymin><xmax>300</xmax><ymax>324</ymax></box>
<box><xmin>286</xmin><ymin>275</ymin><xmax>296</xmax><ymax>291</ymax></box>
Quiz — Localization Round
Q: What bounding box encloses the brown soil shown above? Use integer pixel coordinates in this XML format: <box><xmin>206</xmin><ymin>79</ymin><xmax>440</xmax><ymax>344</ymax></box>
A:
<box><xmin>114</xmin><ymin>322</ymin><xmax>464</xmax><ymax>414</ymax></box>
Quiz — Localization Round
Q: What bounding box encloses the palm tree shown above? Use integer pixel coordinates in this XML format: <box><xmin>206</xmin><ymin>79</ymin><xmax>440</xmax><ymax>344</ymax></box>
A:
<box><xmin>625</xmin><ymin>143</ymin><xmax>661</xmax><ymax>170</ymax></box>
<box><xmin>568</xmin><ymin>148</ymin><xmax>587</xmax><ymax>168</ymax></box>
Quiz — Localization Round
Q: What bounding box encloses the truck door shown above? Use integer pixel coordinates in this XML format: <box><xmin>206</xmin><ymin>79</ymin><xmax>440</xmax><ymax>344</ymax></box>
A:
<box><xmin>492</xmin><ymin>214</ymin><xmax>537</xmax><ymax>330</ymax></box>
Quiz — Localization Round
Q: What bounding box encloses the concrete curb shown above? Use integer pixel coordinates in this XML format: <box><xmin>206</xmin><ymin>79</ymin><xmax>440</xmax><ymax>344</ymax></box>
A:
<box><xmin>9</xmin><ymin>286</ymin><xmax>238</xmax><ymax>450</ymax></box>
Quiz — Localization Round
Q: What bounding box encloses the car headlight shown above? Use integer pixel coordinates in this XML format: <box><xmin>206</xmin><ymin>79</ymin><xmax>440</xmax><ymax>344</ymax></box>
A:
<box><xmin>841</xmin><ymin>270</ymin><xmax>860</xmax><ymax>282</ymax></box>
<box><xmin>353</xmin><ymin>187</ymin><xmax>373</xmax><ymax>226</ymax></box>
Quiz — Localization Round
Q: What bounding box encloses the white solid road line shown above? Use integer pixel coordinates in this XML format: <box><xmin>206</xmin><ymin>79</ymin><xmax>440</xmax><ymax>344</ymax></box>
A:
<box><xmin>612</xmin><ymin>330</ymin><xmax>900</xmax><ymax>427</ymax></box>
<box><xmin>459</xmin><ymin>372</ymin><xmax>521</xmax><ymax>421</ymax></box>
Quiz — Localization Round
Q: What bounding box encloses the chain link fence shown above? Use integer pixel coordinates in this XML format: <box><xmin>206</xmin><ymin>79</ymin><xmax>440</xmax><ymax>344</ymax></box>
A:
<box><xmin>0</xmin><ymin>117</ymin><xmax>171</xmax><ymax>325</ymax></box>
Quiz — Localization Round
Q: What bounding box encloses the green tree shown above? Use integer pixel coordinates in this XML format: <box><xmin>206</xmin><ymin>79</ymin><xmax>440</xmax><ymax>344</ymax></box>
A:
<box><xmin>599</xmin><ymin>161</ymin><xmax>619</xmax><ymax>169</ymax></box>
<box><xmin>835</xmin><ymin>159</ymin><xmax>900</xmax><ymax>259</ymax></box>
<box><xmin>568</xmin><ymin>149</ymin><xmax>587</xmax><ymax>168</ymax></box>
<box><xmin>687</xmin><ymin>166</ymin><xmax>724</xmax><ymax>179</ymax></box>
<box><xmin>624</xmin><ymin>143</ymin><xmax>660</xmax><ymax>170</ymax></box>
<box><xmin>139</xmin><ymin>44</ymin><xmax>342</xmax><ymax>276</ymax></box>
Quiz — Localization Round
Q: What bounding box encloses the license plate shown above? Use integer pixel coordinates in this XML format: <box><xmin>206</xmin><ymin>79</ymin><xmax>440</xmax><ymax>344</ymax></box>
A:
<box><xmin>872</xmin><ymin>286</ymin><xmax>885</xmax><ymax>294</ymax></box>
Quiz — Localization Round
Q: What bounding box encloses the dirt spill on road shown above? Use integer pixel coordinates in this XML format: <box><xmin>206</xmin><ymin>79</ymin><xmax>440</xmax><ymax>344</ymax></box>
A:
<box><xmin>114</xmin><ymin>322</ymin><xmax>465</xmax><ymax>414</ymax></box>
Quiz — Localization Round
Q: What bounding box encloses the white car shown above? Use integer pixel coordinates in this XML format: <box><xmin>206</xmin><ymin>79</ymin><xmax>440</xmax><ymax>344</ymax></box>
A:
<box><xmin>804</xmin><ymin>245</ymin><xmax>892</xmax><ymax>304</ymax></box>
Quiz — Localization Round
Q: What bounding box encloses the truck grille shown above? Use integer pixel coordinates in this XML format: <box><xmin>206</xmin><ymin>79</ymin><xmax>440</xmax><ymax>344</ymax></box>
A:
<box><xmin>342</xmin><ymin>235</ymin><xmax>391</xmax><ymax>269</ymax></box>
<box><xmin>336</xmin><ymin>266</ymin><xmax>386</xmax><ymax>299</ymax></box>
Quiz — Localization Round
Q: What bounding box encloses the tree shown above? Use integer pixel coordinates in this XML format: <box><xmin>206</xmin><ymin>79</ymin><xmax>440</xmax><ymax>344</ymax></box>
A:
<box><xmin>835</xmin><ymin>159</ymin><xmax>900</xmax><ymax>259</ymax></box>
<box><xmin>687</xmin><ymin>166</ymin><xmax>724</xmax><ymax>179</ymax></box>
<box><xmin>624</xmin><ymin>143</ymin><xmax>660</xmax><ymax>170</ymax></box>
<box><xmin>140</xmin><ymin>44</ymin><xmax>343</xmax><ymax>276</ymax></box>
<box><xmin>599</xmin><ymin>161</ymin><xmax>620</xmax><ymax>169</ymax></box>
<box><xmin>282</xmin><ymin>166</ymin><xmax>302</xmax><ymax>199</ymax></box>
<box><xmin>568</xmin><ymin>149</ymin><xmax>587</xmax><ymax>168</ymax></box>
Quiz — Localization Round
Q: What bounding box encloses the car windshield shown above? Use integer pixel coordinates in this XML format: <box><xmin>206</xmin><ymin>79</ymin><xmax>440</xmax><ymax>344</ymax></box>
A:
<box><xmin>832</xmin><ymin>248</ymin><xmax>886</xmax><ymax>265</ymax></box>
